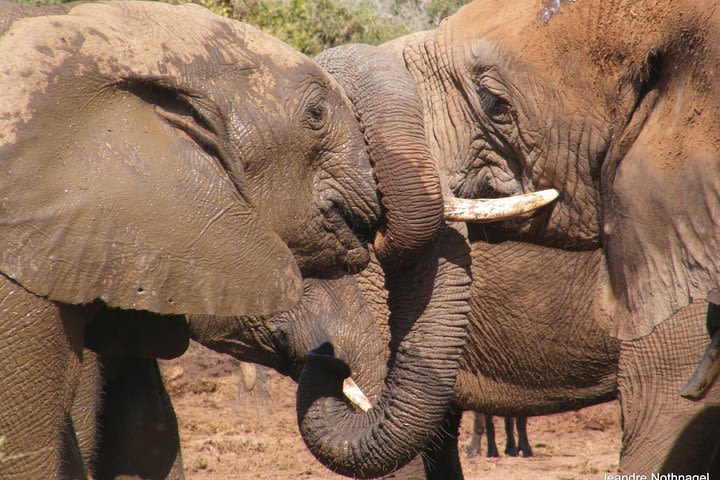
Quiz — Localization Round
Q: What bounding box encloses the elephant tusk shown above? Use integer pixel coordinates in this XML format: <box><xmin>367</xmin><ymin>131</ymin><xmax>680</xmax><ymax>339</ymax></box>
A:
<box><xmin>444</xmin><ymin>189</ymin><xmax>560</xmax><ymax>223</ymax></box>
<box><xmin>239</xmin><ymin>362</ymin><xmax>258</xmax><ymax>392</ymax></box>
<box><xmin>342</xmin><ymin>377</ymin><xmax>373</xmax><ymax>412</ymax></box>
<box><xmin>679</xmin><ymin>330</ymin><xmax>720</xmax><ymax>400</ymax></box>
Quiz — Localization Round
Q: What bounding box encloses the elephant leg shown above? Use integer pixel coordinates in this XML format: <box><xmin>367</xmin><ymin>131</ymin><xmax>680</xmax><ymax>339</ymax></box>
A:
<box><xmin>69</xmin><ymin>350</ymin><xmax>102</xmax><ymax>469</ymax></box>
<box><xmin>0</xmin><ymin>276</ymin><xmax>85</xmax><ymax>480</ymax></box>
<box><xmin>373</xmin><ymin>408</ymin><xmax>465</xmax><ymax>480</ymax></box>
<box><xmin>618</xmin><ymin>301</ymin><xmax>720</xmax><ymax>474</ymax></box>
<box><xmin>92</xmin><ymin>357</ymin><xmax>184</xmax><ymax>480</ymax></box>
<box><xmin>516</xmin><ymin>417</ymin><xmax>533</xmax><ymax>457</ymax></box>
<box><xmin>485</xmin><ymin>415</ymin><xmax>499</xmax><ymax>458</ymax></box>
<box><xmin>466</xmin><ymin>412</ymin><xmax>485</xmax><ymax>459</ymax></box>
<box><xmin>504</xmin><ymin>417</ymin><xmax>518</xmax><ymax>457</ymax></box>
<box><xmin>421</xmin><ymin>406</ymin><xmax>464</xmax><ymax>480</ymax></box>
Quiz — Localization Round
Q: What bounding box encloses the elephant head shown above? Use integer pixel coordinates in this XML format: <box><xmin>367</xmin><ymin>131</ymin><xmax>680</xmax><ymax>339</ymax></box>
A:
<box><xmin>383</xmin><ymin>0</ymin><xmax>720</xmax><ymax>341</ymax></box>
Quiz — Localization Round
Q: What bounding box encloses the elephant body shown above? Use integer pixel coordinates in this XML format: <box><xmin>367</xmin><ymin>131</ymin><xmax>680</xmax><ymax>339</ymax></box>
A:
<box><xmin>456</xmin><ymin>240</ymin><xmax>619</xmax><ymax>416</ymax></box>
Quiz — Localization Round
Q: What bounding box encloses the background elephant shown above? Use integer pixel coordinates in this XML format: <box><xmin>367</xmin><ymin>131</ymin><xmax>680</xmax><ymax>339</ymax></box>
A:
<box><xmin>0</xmin><ymin>1</ymin><xmax>463</xmax><ymax>478</ymax></box>
<box><xmin>466</xmin><ymin>414</ymin><xmax>533</xmax><ymax>459</ymax></box>
<box><xmin>315</xmin><ymin>0</ymin><xmax>720</xmax><ymax>475</ymax></box>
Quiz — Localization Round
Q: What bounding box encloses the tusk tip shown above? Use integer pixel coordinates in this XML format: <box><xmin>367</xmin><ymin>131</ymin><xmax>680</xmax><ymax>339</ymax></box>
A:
<box><xmin>342</xmin><ymin>377</ymin><xmax>372</xmax><ymax>412</ymax></box>
<box><xmin>539</xmin><ymin>188</ymin><xmax>560</xmax><ymax>202</ymax></box>
<box><xmin>679</xmin><ymin>330</ymin><xmax>720</xmax><ymax>401</ymax></box>
<box><xmin>679</xmin><ymin>385</ymin><xmax>706</xmax><ymax>400</ymax></box>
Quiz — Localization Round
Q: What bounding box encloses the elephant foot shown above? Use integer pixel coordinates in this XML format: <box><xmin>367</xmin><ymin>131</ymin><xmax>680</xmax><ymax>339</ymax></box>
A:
<box><xmin>519</xmin><ymin>441</ymin><xmax>534</xmax><ymax>457</ymax></box>
<box><xmin>505</xmin><ymin>445</ymin><xmax>519</xmax><ymax>457</ymax></box>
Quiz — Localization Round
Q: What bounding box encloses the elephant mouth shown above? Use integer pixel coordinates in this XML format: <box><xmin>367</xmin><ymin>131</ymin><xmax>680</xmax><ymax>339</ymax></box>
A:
<box><xmin>323</xmin><ymin>204</ymin><xmax>372</xmax><ymax>274</ymax></box>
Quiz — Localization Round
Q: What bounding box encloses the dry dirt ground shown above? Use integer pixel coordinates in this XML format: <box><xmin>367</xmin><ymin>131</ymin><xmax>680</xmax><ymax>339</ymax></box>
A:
<box><xmin>160</xmin><ymin>341</ymin><xmax>621</xmax><ymax>480</ymax></box>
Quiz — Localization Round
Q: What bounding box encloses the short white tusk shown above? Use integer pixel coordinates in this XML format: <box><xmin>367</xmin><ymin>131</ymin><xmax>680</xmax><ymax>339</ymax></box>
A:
<box><xmin>680</xmin><ymin>330</ymin><xmax>720</xmax><ymax>400</ymax></box>
<box><xmin>342</xmin><ymin>377</ymin><xmax>372</xmax><ymax>412</ymax></box>
<box><xmin>444</xmin><ymin>189</ymin><xmax>560</xmax><ymax>223</ymax></box>
<box><xmin>239</xmin><ymin>362</ymin><xmax>258</xmax><ymax>392</ymax></box>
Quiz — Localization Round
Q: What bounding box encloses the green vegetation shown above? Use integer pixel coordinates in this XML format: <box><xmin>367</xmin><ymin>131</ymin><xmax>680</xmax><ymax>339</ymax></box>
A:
<box><xmin>379</xmin><ymin>0</ymin><xmax>466</xmax><ymax>31</ymax></box>
<box><xmin>195</xmin><ymin>0</ymin><xmax>408</xmax><ymax>56</ymax></box>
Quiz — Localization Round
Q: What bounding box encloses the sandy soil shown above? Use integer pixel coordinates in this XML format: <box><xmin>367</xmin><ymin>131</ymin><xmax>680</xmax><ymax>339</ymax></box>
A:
<box><xmin>160</xmin><ymin>341</ymin><xmax>621</xmax><ymax>480</ymax></box>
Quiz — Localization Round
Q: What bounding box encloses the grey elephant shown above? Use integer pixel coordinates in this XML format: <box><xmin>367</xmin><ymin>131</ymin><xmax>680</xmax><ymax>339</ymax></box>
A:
<box><xmin>0</xmin><ymin>0</ymin><xmax>468</xmax><ymax>478</ymax></box>
<box><xmin>314</xmin><ymin>0</ymin><xmax>720</xmax><ymax>475</ymax></box>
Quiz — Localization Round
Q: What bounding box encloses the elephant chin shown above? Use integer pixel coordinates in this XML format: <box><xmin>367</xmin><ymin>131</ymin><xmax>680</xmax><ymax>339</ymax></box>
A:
<box><xmin>295</xmin><ymin>226</ymin><xmax>471</xmax><ymax>478</ymax></box>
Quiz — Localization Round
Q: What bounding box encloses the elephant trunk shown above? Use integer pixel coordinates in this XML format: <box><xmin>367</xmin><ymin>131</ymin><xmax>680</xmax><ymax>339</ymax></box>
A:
<box><xmin>296</xmin><ymin>227</ymin><xmax>471</xmax><ymax>478</ymax></box>
<box><xmin>316</xmin><ymin>44</ymin><xmax>444</xmax><ymax>268</ymax></box>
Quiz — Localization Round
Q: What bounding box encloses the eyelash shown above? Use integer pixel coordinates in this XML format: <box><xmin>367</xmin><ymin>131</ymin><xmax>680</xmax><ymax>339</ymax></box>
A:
<box><xmin>475</xmin><ymin>77</ymin><xmax>513</xmax><ymax>123</ymax></box>
<box><xmin>480</xmin><ymin>87</ymin><xmax>509</xmax><ymax>118</ymax></box>
<box><xmin>304</xmin><ymin>100</ymin><xmax>327</xmax><ymax>130</ymax></box>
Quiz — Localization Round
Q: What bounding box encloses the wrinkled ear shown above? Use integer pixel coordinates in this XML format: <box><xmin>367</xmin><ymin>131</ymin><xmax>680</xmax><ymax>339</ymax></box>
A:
<box><xmin>0</xmin><ymin>3</ymin><xmax>303</xmax><ymax>317</ymax></box>
<box><xmin>598</xmin><ymin>58</ymin><xmax>720</xmax><ymax>340</ymax></box>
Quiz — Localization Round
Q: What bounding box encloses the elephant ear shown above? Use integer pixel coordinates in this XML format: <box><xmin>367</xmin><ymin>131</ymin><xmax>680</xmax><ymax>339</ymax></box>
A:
<box><xmin>598</xmin><ymin>52</ymin><xmax>720</xmax><ymax>340</ymax></box>
<box><xmin>0</xmin><ymin>2</ymin><xmax>303</xmax><ymax>316</ymax></box>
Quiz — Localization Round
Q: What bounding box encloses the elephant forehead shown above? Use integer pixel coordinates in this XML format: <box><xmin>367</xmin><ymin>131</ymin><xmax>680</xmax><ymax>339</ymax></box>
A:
<box><xmin>0</xmin><ymin>1</ymin><xmax>305</xmax><ymax>145</ymax></box>
<box><xmin>452</xmin><ymin>0</ymin><xmax>715</xmax><ymax>102</ymax></box>
<box><xmin>451</xmin><ymin>0</ymin><xmax>608</xmax><ymax>102</ymax></box>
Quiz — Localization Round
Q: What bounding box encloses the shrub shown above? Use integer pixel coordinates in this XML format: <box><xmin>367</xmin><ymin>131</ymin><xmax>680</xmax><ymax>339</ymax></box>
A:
<box><xmin>194</xmin><ymin>0</ymin><xmax>408</xmax><ymax>56</ymax></box>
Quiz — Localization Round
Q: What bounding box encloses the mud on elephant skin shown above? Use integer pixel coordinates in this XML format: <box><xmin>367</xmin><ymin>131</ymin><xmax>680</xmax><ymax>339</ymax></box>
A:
<box><xmin>0</xmin><ymin>1</ymin><xmax>404</xmax><ymax>478</ymax></box>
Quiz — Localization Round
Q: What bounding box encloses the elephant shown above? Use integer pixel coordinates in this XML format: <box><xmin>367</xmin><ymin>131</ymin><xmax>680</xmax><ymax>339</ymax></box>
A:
<box><xmin>466</xmin><ymin>414</ymin><xmax>533</xmax><ymax>459</ymax></box>
<box><xmin>312</xmin><ymin>0</ymin><xmax>720</xmax><ymax>475</ymax></box>
<box><xmin>0</xmin><ymin>0</ymin><xmax>486</xmax><ymax>478</ymax></box>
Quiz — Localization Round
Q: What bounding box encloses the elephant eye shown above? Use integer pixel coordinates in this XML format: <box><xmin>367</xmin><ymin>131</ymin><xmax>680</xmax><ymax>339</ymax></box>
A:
<box><xmin>303</xmin><ymin>100</ymin><xmax>328</xmax><ymax>131</ymax></box>
<box><xmin>476</xmin><ymin>78</ymin><xmax>512</xmax><ymax>123</ymax></box>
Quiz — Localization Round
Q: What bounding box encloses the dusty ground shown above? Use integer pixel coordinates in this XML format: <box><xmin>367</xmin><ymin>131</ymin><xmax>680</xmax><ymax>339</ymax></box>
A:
<box><xmin>160</xmin><ymin>341</ymin><xmax>621</xmax><ymax>480</ymax></box>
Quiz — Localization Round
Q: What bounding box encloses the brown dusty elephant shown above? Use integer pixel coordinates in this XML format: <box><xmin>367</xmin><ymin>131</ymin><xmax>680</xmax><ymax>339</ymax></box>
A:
<box><xmin>0</xmin><ymin>0</ymin><xmax>480</xmax><ymax>478</ymax></box>
<box><xmin>313</xmin><ymin>0</ymin><xmax>720</xmax><ymax>475</ymax></box>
